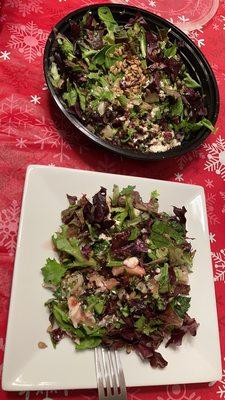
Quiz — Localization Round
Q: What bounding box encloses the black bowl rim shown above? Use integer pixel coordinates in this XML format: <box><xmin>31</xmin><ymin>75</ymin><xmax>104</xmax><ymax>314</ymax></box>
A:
<box><xmin>43</xmin><ymin>3</ymin><xmax>220</xmax><ymax>161</ymax></box>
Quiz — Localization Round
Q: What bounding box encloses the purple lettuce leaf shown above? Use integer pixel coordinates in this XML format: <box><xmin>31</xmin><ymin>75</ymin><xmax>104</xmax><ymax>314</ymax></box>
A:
<box><xmin>173</xmin><ymin>206</ymin><xmax>187</xmax><ymax>225</ymax></box>
<box><xmin>69</xmin><ymin>21</ymin><xmax>80</xmax><ymax>41</ymax></box>
<box><xmin>174</xmin><ymin>284</ymin><xmax>190</xmax><ymax>296</ymax></box>
<box><xmin>111</xmin><ymin>229</ymin><xmax>131</xmax><ymax>250</ymax></box>
<box><xmin>166</xmin><ymin>313</ymin><xmax>199</xmax><ymax>347</ymax></box>
<box><xmin>125</xmin><ymin>13</ymin><xmax>148</xmax><ymax>28</ymax></box>
<box><xmin>67</xmin><ymin>194</ymin><xmax>77</xmax><ymax>205</ymax></box>
<box><xmin>92</xmin><ymin>187</ymin><xmax>109</xmax><ymax>222</ymax></box>
<box><xmin>149</xmin><ymin>351</ymin><xmax>168</xmax><ymax>368</ymax></box>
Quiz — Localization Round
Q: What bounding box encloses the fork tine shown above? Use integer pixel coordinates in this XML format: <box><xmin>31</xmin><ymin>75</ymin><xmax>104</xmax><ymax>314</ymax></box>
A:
<box><xmin>115</xmin><ymin>350</ymin><xmax>127</xmax><ymax>398</ymax></box>
<box><xmin>102</xmin><ymin>348</ymin><xmax>113</xmax><ymax>396</ymax></box>
<box><xmin>94</xmin><ymin>348</ymin><xmax>105</xmax><ymax>399</ymax></box>
<box><xmin>107</xmin><ymin>349</ymin><xmax>119</xmax><ymax>396</ymax></box>
<box><xmin>95</xmin><ymin>347</ymin><xmax>127</xmax><ymax>400</ymax></box>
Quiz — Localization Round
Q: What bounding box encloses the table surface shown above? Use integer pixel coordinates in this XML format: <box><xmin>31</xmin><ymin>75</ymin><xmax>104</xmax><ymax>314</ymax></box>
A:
<box><xmin>0</xmin><ymin>0</ymin><xmax>225</xmax><ymax>399</ymax></box>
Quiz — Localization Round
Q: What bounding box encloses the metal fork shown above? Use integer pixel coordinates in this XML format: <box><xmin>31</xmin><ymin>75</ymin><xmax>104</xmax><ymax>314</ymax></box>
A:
<box><xmin>94</xmin><ymin>347</ymin><xmax>127</xmax><ymax>400</ymax></box>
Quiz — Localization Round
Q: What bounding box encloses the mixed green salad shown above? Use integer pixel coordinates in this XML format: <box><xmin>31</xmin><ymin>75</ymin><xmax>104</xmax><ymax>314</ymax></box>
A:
<box><xmin>49</xmin><ymin>6</ymin><xmax>214</xmax><ymax>153</ymax></box>
<box><xmin>42</xmin><ymin>185</ymin><xmax>198</xmax><ymax>368</ymax></box>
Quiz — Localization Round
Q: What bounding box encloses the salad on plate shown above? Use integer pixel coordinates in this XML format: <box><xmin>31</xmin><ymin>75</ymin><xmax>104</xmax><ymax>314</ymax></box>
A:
<box><xmin>42</xmin><ymin>185</ymin><xmax>198</xmax><ymax>368</ymax></box>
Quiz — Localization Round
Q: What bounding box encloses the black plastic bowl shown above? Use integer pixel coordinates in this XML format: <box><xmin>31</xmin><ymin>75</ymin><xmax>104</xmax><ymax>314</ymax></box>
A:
<box><xmin>43</xmin><ymin>3</ymin><xmax>219</xmax><ymax>160</ymax></box>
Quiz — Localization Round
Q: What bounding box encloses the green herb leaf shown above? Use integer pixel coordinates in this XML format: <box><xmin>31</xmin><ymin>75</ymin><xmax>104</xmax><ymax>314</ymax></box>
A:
<box><xmin>139</xmin><ymin>27</ymin><xmax>147</xmax><ymax>58</ymax></box>
<box><xmin>151</xmin><ymin>190</ymin><xmax>159</xmax><ymax>199</ymax></box>
<box><xmin>76</xmin><ymin>87</ymin><xmax>86</xmax><ymax>111</ymax></box>
<box><xmin>86</xmin><ymin>295</ymin><xmax>105</xmax><ymax>315</ymax></box>
<box><xmin>171</xmin><ymin>97</ymin><xmax>183</xmax><ymax>117</ymax></box>
<box><xmin>128</xmin><ymin>226</ymin><xmax>140</xmax><ymax>241</ymax></box>
<box><xmin>52</xmin><ymin>225</ymin><xmax>96</xmax><ymax>267</ymax></box>
<box><xmin>112</xmin><ymin>184</ymin><xmax>120</xmax><ymax>206</ymax></box>
<box><xmin>57</xmin><ymin>33</ymin><xmax>74</xmax><ymax>61</ymax></box>
<box><xmin>75</xmin><ymin>337</ymin><xmax>102</xmax><ymax>350</ymax></box>
<box><xmin>183</xmin><ymin>72</ymin><xmax>201</xmax><ymax>88</ymax></box>
<box><xmin>49</xmin><ymin>62</ymin><xmax>64</xmax><ymax>89</ymax></box>
<box><xmin>105</xmin><ymin>45</ymin><xmax>123</xmax><ymax>68</ymax></box>
<box><xmin>62</xmin><ymin>80</ymin><xmax>77</xmax><ymax>107</ymax></box>
<box><xmin>52</xmin><ymin>303</ymin><xmax>79</xmax><ymax>335</ymax></box>
<box><xmin>120</xmin><ymin>305</ymin><xmax>129</xmax><ymax>317</ymax></box>
<box><xmin>120</xmin><ymin>185</ymin><xmax>135</xmax><ymax>196</ymax></box>
<box><xmin>171</xmin><ymin>296</ymin><xmax>191</xmax><ymax>318</ymax></box>
<box><xmin>164</xmin><ymin>43</ymin><xmax>177</xmax><ymax>58</ymax></box>
<box><xmin>98</xmin><ymin>7</ymin><xmax>118</xmax><ymax>44</ymax></box>
<box><xmin>118</xmin><ymin>95</ymin><xmax>128</xmax><ymax>107</ymax></box>
<box><xmin>158</xmin><ymin>264</ymin><xmax>170</xmax><ymax>294</ymax></box>
<box><xmin>41</xmin><ymin>258</ymin><xmax>66</xmax><ymax>286</ymax></box>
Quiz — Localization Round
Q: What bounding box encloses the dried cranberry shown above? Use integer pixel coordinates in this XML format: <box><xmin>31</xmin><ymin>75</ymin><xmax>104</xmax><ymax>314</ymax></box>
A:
<box><xmin>163</xmin><ymin>131</ymin><xmax>173</xmax><ymax>142</ymax></box>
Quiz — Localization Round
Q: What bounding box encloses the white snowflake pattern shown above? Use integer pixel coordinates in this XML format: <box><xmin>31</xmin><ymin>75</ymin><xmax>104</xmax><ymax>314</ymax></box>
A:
<box><xmin>213</xmin><ymin>23</ymin><xmax>219</xmax><ymax>30</ymax></box>
<box><xmin>156</xmin><ymin>384</ymin><xmax>202</xmax><ymax>400</ymax></box>
<box><xmin>0</xmin><ymin>14</ymin><xmax>7</xmax><ymax>22</ymax></box>
<box><xmin>178</xmin><ymin>15</ymin><xmax>190</xmax><ymax>23</ymax></box>
<box><xmin>0</xmin><ymin>94</ymin><xmax>34</xmax><ymax>136</ymax></box>
<box><xmin>0</xmin><ymin>50</ymin><xmax>11</xmax><ymax>60</ymax></box>
<box><xmin>5</xmin><ymin>0</ymin><xmax>43</xmax><ymax>17</ymax></box>
<box><xmin>204</xmin><ymin>136</ymin><xmax>225</xmax><ymax>181</ymax></box>
<box><xmin>19</xmin><ymin>390</ymin><xmax>69</xmax><ymax>399</ymax></box>
<box><xmin>217</xmin><ymin>369</ymin><xmax>225</xmax><ymax>398</ymax></box>
<box><xmin>212</xmin><ymin>250</ymin><xmax>225</xmax><ymax>282</ymax></box>
<box><xmin>34</xmin><ymin>116</ymin><xmax>71</xmax><ymax>162</ymax></box>
<box><xmin>221</xmin><ymin>15</ymin><xmax>225</xmax><ymax>30</ymax></box>
<box><xmin>188</xmin><ymin>27</ymin><xmax>205</xmax><ymax>48</ymax></box>
<box><xmin>220</xmin><ymin>192</ymin><xmax>225</xmax><ymax>213</ymax></box>
<box><xmin>148</xmin><ymin>0</ymin><xmax>156</xmax><ymax>7</ymax></box>
<box><xmin>7</xmin><ymin>21</ymin><xmax>48</xmax><ymax>63</ymax></box>
<box><xmin>177</xmin><ymin>150</ymin><xmax>204</xmax><ymax>170</ymax></box>
<box><xmin>209</xmin><ymin>232</ymin><xmax>216</xmax><ymax>244</ymax></box>
<box><xmin>0</xmin><ymin>200</ymin><xmax>20</xmax><ymax>256</ymax></box>
<box><xmin>174</xmin><ymin>172</ymin><xmax>184</xmax><ymax>182</ymax></box>
<box><xmin>42</xmin><ymin>83</ymin><xmax>48</xmax><ymax>91</ymax></box>
<box><xmin>206</xmin><ymin>193</ymin><xmax>220</xmax><ymax>225</ymax></box>
<box><xmin>205</xmin><ymin>179</ymin><xmax>214</xmax><ymax>188</ymax></box>
<box><xmin>16</xmin><ymin>137</ymin><xmax>28</xmax><ymax>148</ymax></box>
<box><xmin>30</xmin><ymin>94</ymin><xmax>41</xmax><ymax>104</ymax></box>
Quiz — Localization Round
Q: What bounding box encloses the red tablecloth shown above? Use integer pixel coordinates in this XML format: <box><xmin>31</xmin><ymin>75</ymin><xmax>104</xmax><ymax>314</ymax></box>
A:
<box><xmin>0</xmin><ymin>0</ymin><xmax>225</xmax><ymax>399</ymax></box>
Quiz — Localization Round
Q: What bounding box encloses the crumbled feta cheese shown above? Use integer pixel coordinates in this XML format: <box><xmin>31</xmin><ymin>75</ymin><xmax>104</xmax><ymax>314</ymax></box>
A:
<box><xmin>159</xmin><ymin>90</ymin><xmax>166</xmax><ymax>100</ymax></box>
<box><xmin>150</xmin><ymin>106</ymin><xmax>160</xmax><ymax>119</ymax></box>
<box><xmin>134</xmin><ymin>208</ymin><xmax>140</xmax><ymax>216</ymax></box>
<box><xmin>141</xmin><ymin>228</ymin><xmax>147</xmax><ymax>233</ymax></box>
<box><xmin>99</xmin><ymin>233</ymin><xmax>111</xmax><ymax>241</ymax></box>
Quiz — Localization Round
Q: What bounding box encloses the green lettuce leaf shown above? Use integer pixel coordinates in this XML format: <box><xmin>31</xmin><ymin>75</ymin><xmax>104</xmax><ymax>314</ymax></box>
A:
<box><xmin>135</xmin><ymin>315</ymin><xmax>163</xmax><ymax>335</ymax></box>
<box><xmin>86</xmin><ymin>295</ymin><xmax>105</xmax><ymax>315</ymax></box>
<box><xmin>171</xmin><ymin>97</ymin><xmax>183</xmax><ymax>117</ymax></box>
<box><xmin>171</xmin><ymin>296</ymin><xmax>191</xmax><ymax>318</ymax></box>
<box><xmin>120</xmin><ymin>185</ymin><xmax>136</xmax><ymax>196</ymax></box>
<box><xmin>52</xmin><ymin>225</ymin><xmax>96</xmax><ymax>267</ymax></box>
<box><xmin>75</xmin><ymin>337</ymin><xmax>102</xmax><ymax>350</ymax></box>
<box><xmin>158</xmin><ymin>264</ymin><xmax>170</xmax><ymax>293</ymax></box>
<box><xmin>57</xmin><ymin>33</ymin><xmax>74</xmax><ymax>61</ymax></box>
<box><xmin>49</xmin><ymin>62</ymin><xmax>64</xmax><ymax>89</ymax></box>
<box><xmin>41</xmin><ymin>258</ymin><xmax>66</xmax><ymax>286</ymax></box>
<box><xmin>98</xmin><ymin>7</ymin><xmax>118</xmax><ymax>44</ymax></box>
<box><xmin>164</xmin><ymin>43</ymin><xmax>177</xmax><ymax>58</ymax></box>
<box><xmin>62</xmin><ymin>80</ymin><xmax>77</xmax><ymax>107</ymax></box>
<box><xmin>52</xmin><ymin>303</ymin><xmax>79</xmax><ymax>336</ymax></box>
<box><xmin>183</xmin><ymin>72</ymin><xmax>201</xmax><ymax>88</ymax></box>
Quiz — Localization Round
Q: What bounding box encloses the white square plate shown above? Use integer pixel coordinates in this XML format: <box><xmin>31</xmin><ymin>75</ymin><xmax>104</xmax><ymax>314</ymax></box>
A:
<box><xmin>2</xmin><ymin>165</ymin><xmax>221</xmax><ymax>391</ymax></box>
